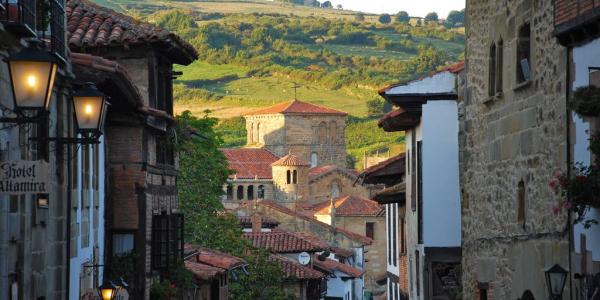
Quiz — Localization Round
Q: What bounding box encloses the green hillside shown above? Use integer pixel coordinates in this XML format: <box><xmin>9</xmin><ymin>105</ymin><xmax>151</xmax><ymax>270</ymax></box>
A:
<box><xmin>96</xmin><ymin>0</ymin><xmax>464</xmax><ymax>169</ymax></box>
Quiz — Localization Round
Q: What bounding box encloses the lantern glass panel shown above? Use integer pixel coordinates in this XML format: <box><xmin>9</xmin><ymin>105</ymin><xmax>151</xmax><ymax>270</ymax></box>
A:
<box><xmin>9</xmin><ymin>60</ymin><xmax>57</xmax><ymax>109</ymax></box>
<box><xmin>100</xmin><ymin>288</ymin><xmax>114</xmax><ymax>300</ymax></box>
<box><xmin>74</xmin><ymin>95</ymin><xmax>104</xmax><ymax>131</ymax></box>
<box><xmin>548</xmin><ymin>272</ymin><xmax>565</xmax><ymax>295</ymax></box>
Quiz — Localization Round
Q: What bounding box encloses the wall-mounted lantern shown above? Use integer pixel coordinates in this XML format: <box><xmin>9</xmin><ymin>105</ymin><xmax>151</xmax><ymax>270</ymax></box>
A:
<box><xmin>8</xmin><ymin>39</ymin><xmax>57</xmax><ymax>112</ymax></box>
<box><xmin>98</xmin><ymin>281</ymin><xmax>117</xmax><ymax>300</ymax></box>
<box><xmin>72</xmin><ymin>82</ymin><xmax>109</xmax><ymax>138</ymax></box>
<box><xmin>544</xmin><ymin>264</ymin><xmax>568</xmax><ymax>300</ymax></box>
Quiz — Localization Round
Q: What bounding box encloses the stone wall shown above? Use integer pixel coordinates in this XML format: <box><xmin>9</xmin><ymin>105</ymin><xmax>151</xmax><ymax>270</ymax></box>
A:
<box><xmin>272</xmin><ymin>164</ymin><xmax>310</xmax><ymax>207</ymax></box>
<box><xmin>461</xmin><ymin>0</ymin><xmax>570</xmax><ymax>298</ymax></box>
<box><xmin>308</xmin><ymin>171</ymin><xmax>373</xmax><ymax>206</ymax></box>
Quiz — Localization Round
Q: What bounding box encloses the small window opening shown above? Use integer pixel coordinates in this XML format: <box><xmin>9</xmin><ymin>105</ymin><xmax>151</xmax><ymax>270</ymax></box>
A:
<box><xmin>237</xmin><ymin>186</ymin><xmax>244</xmax><ymax>200</ymax></box>
<box><xmin>517</xmin><ymin>23</ymin><xmax>531</xmax><ymax>83</ymax></box>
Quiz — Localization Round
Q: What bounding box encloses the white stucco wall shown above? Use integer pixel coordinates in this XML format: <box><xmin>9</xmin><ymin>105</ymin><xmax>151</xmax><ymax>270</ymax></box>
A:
<box><xmin>572</xmin><ymin>39</ymin><xmax>600</xmax><ymax>261</ymax></box>
<box><xmin>69</xmin><ymin>137</ymin><xmax>106</xmax><ymax>299</ymax></box>
<box><xmin>421</xmin><ymin>100</ymin><xmax>461</xmax><ymax>247</ymax></box>
<box><xmin>386</xmin><ymin>71</ymin><xmax>456</xmax><ymax>95</ymax></box>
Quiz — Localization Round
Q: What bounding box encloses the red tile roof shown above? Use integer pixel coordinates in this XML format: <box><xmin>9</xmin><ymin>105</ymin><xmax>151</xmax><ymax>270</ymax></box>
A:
<box><xmin>331</xmin><ymin>247</ymin><xmax>354</xmax><ymax>258</ymax></box>
<box><xmin>221</xmin><ymin>148</ymin><xmax>280</xmax><ymax>179</ymax></box>
<box><xmin>377</xmin><ymin>109</ymin><xmax>421</xmax><ymax>132</ymax></box>
<box><xmin>308</xmin><ymin>165</ymin><xmax>357</xmax><ymax>182</ymax></box>
<box><xmin>185</xmin><ymin>245</ymin><xmax>246</xmax><ymax>270</ymax></box>
<box><xmin>313</xmin><ymin>258</ymin><xmax>365</xmax><ymax>278</ymax></box>
<box><xmin>359</xmin><ymin>153</ymin><xmax>405</xmax><ymax>176</ymax></box>
<box><xmin>271</xmin><ymin>154</ymin><xmax>310</xmax><ymax>167</ymax></box>
<box><xmin>257</xmin><ymin>200</ymin><xmax>373</xmax><ymax>245</ymax></box>
<box><xmin>309</xmin><ymin>195</ymin><xmax>384</xmax><ymax>217</ymax></box>
<box><xmin>66</xmin><ymin>0</ymin><xmax>198</xmax><ymax>64</ymax></box>
<box><xmin>269</xmin><ymin>254</ymin><xmax>325</xmax><ymax>280</ymax></box>
<box><xmin>243</xmin><ymin>229</ymin><xmax>329</xmax><ymax>253</ymax></box>
<box><xmin>245</xmin><ymin>100</ymin><xmax>347</xmax><ymax>116</ymax></box>
<box><xmin>185</xmin><ymin>260</ymin><xmax>226</xmax><ymax>281</ymax></box>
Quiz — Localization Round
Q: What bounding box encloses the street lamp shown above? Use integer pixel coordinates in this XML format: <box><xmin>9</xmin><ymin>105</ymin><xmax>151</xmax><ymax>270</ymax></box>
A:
<box><xmin>98</xmin><ymin>281</ymin><xmax>117</xmax><ymax>300</ymax></box>
<box><xmin>7</xmin><ymin>39</ymin><xmax>58</xmax><ymax>112</ymax></box>
<box><xmin>72</xmin><ymin>82</ymin><xmax>109</xmax><ymax>137</ymax></box>
<box><xmin>544</xmin><ymin>264</ymin><xmax>568</xmax><ymax>300</ymax></box>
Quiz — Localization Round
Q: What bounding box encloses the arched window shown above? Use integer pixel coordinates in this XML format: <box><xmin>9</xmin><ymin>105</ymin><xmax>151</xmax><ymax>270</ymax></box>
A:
<box><xmin>311</xmin><ymin>153</ymin><xmax>318</xmax><ymax>167</ymax></box>
<box><xmin>330</xmin><ymin>121</ymin><xmax>337</xmax><ymax>143</ymax></box>
<box><xmin>255</xmin><ymin>123</ymin><xmax>261</xmax><ymax>144</ymax></box>
<box><xmin>247</xmin><ymin>185</ymin><xmax>254</xmax><ymax>200</ymax></box>
<box><xmin>249</xmin><ymin>123</ymin><xmax>254</xmax><ymax>144</ymax></box>
<box><xmin>286</xmin><ymin>170</ymin><xmax>291</xmax><ymax>184</ymax></box>
<box><xmin>318</xmin><ymin>122</ymin><xmax>327</xmax><ymax>144</ymax></box>
<box><xmin>517</xmin><ymin>23</ymin><xmax>531</xmax><ymax>83</ymax></box>
<box><xmin>518</xmin><ymin>180</ymin><xmax>526</xmax><ymax>225</ymax></box>
<box><xmin>257</xmin><ymin>185</ymin><xmax>265</xmax><ymax>199</ymax></box>
<box><xmin>331</xmin><ymin>181</ymin><xmax>340</xmax><ymax>198</ymax></box>
<box><xmin>520</xmin><ymin>290</ymin><xmax>534</xmax><ymax>300</ymax></box>
<box><xmin>496</xmin><ymin>39</ymin><xmax>503</xmax><ymax>94</ymax></box>
<box><xmin>488</xmin><ymin>43</ymin><xmax>496</xmax><ymax>97</ymax></box>
<box><xmin>237</xmin><ymin>186</ymin><xmax>244</xmax><ymax>200</ymax></box>
<box><xmin>226</xmin><ymin>185</ymin><xmax>233</xmax><ymax>200</ymax></box>
<box><xmin>292</xmin><ymin>170</ymin><xmax>298</xmax><ymax>184</ymax></box>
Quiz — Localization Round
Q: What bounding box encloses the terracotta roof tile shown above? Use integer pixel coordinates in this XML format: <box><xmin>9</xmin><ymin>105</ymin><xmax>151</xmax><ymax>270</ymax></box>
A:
<box><xmin>257</xmin><ymin>200</ymin><xmax>373</xmax><ymax>245</ymax></box>
<box><xmin>308</xmin><ymin>165</ymin><xmax>357</xmax><ymax>182</ymax></box>
<box><xmin>221</xmin><ymin>148</ymin><xmax>280</xmax><ymax>179</ymax></box>
<box><xmin>269</xmin><ymin>254</ymin><xmax>325</xmax><ymax>279</ymax></box>
<box><xmin>313</xmin><ymin>258</ymin><xmax>365</xmax><ymax>278</ymax></box>
<box><xmin>331</xmin><ymin>247</ymin><xmax>354</xmax><ymax>258</ymax></box>
<box><xmin>185</xmin><ymin>245</ymin><xmax>246</xmax><ymax>270</ymax></box>
<box><xmin>243</xmin><ymin>229</ymin><xmax>328</xmax><ymax>253</ymax></box>
<box><xmin>309</xmin><ymin>195</ymin><xmax>384</xmax><ymax>217</ymax></box>
<box><xmin>185</xmin><ymin>260</ymin><xmax>226</xmax><ymax>281</ymax></box>
<box><xmin>245</xmin><ymin>100</ymin><xmax>347</xmax><ymax>116</ymax></box>
<box><xmin>66</xmin><ymin>0</ymin><xmax>198</xmax><ymax>64</ymax></box>
<box><xmin>271</xmin><ymin>154</ymin><xmax>310</xmax><ymax>167</ymax></box>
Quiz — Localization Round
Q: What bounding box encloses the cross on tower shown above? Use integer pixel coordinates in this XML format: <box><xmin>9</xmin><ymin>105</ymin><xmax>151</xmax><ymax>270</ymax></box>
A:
<box><xmin>292</xmin><ymin>82</ymin><xmax>301</xmax><ymax>100</ymax></box>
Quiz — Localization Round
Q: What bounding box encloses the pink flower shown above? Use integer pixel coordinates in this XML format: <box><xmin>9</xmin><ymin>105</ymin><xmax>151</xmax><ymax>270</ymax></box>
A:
<box><xmin>563</xmin><ymin>201</ymin><xmax>572</xmax><ymax>209</ymax></box>
<box><xmin>552</xmin><ymin>203</ymin><xmax>562</xmax><ymax>214</ymax></box>
<box><xmin>554</xmin><ymin>170</ymin><xmax>563</xmax><ymax>178</ymax></box>
<box><xmin>549</xmin><ymin>179</ymin><xmax>559</xmax><ymax>193</ymax></box>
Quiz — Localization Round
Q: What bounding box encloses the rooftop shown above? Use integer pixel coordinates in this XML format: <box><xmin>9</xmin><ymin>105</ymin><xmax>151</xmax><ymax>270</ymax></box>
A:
<box><xmin>245</xmin><ymin>100</ymin><xmax>348</xmax><ymax>116</ymax></box>
<box><xmin>269</xmin><ymin>254</ymin><xmax>325</xmax><ymax>280</ymax></box>
<box><xmin>308</xmin><ymin>165</ymin><xmax>357</xmax><ymax>182</ymax></box>
<box><xmin>66</xmin><ymin>0</ymin><xmax>198</xmax><ymax>64</ymax></box>
<box><xmin>308</xmin><ymin>195</ymin><xmax>384</xmax><ymax>217</ymax></box>
<box><xmin>271</xmin><ymin>153</ymin><xmax>310</xmax><ymax>167</ymax></box>
<box><xmin>221</xmin><ymin>148</ymin><xmax>280</xmax><ymax>179</ymax></box>
<box><xmin>313</xmin><ymin>258</ymin><xmax>365</xmax><ymax>278</ymax></box>
<box><xmin>184</xmin><ymin>244</ymin><xmax>246</xmax><ymax>270</ymax></box>
<box><xmin>356</xmin><ymin>153</ymin><xmax>406</xmax><ymax>186</ymax></box>
<box><xmin>243</xmin><ymin>229</ymin><xmax>329</xmax><ymax>253</ymax></box>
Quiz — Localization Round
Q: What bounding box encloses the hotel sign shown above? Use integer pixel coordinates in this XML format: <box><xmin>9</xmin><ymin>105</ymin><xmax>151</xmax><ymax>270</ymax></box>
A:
<box><xmin>0</xmin><ymin>160</ymin><xmax>50</xmax><ymax>195</ymax></box>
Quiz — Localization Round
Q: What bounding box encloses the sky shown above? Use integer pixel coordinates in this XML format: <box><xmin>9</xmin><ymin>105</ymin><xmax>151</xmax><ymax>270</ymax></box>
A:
<box><xmin>330</xmin><ymin>0</ymin><xmax>465</xmax><ymax>18</ymax></box>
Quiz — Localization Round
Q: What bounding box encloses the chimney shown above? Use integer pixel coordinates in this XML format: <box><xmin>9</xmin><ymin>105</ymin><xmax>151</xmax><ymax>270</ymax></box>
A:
<box><xmin>251</xmin><ymin>214</ymin><xmax>262</xmax><ymax>233</ymax></box>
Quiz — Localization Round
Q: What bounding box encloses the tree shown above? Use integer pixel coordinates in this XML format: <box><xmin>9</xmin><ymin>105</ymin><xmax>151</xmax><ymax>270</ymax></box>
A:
<box><xmin>229</xmin><ymin>249</ymin><xmax>289</xmax><ymax>300</ymax></box>
<box><xmin>321</xmin><ymin>1</ymin><xmax>332</xmax><ymax>8</ymax></box>
<box><xmin>366</xmin><ymin>98</ymin><xmax>392</xmax><ymax>117</ymax></box>
<box><xmin>355</xmin><ymin>13</ymin><xmax>365</xmax><ymax>21</ymax></box>
<box><xmin>425</xmin><ymin>12</ymin><xmax>439</xmax><ymax>22</ymax></box>
<box><xmin>336</xmin><ymin>4</ymin><xmax>342</xmax><ymax>9</ymax></box>
<box><xmin>378</xmin><ymin>13</ymin><xmax>391</xmax><ymax>24</ymax></box>
<box><xmin>446</xmin><ymin>9</ymin><xmax>465</xmax><ymax>26</ymax></box>
<box><xmin>395</xmin><ymin>11</ymin><xmax>410</xmax><ymax>23</ymax></box>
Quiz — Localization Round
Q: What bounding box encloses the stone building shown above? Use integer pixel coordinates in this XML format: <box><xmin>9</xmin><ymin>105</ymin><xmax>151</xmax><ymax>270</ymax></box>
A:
<box><xmin>461</xmin><ymin>0</ymin><xmax>570</xmax><ymax>299</ymax></box>
<box><xmin>65</xmin><ymin>0</ymin><xmax>198</xmax><ymax>298</ymax></box>
<box><xmin>244</xmin><ymin>100</ymin><xmax>347</xmax><ymax>168</ymax></box>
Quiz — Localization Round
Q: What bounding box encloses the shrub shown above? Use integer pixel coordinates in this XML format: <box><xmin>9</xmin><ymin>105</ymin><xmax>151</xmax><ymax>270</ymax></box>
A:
<box><xmin>378</xmin><ymin>14</ymin><xmax>391</xmax><ymax>24</ymax></box>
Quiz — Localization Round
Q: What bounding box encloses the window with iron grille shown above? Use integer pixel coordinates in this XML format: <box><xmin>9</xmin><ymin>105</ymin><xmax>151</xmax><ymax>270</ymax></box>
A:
<box><xmin>49</xmin><ymin>0</ymin><xmax>65</xmax><ymax>60</ymax></box>
<box><xmin>155</xmin><ymin>134</ymin><xmax>174</xmax><ymax>166</ymax></box>
<box><xmin>0</xmin><ymin>0</ymin><xmax>36</xmax><ymax>35</ymax></box>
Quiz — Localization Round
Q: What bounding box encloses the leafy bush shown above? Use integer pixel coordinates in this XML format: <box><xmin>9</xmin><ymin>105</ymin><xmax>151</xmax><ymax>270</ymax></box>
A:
<box><xmin>378</xmin><ymin>14</ymin><xmax>391</xmax><ymax>24</ymax></box>
<box><xmin>570</xmin><ymin>85</ymin><xmax>600</xmax><ymax>116</ymax></box>
<box><xmin>395</xmin><ymin>11</ymin><xmax>410</xmax><ymax>23</ymax></box>
<box><xmin>366</xmin><ymin>98</ymin><xmax>392</xmax><ymax>117</ymax></box>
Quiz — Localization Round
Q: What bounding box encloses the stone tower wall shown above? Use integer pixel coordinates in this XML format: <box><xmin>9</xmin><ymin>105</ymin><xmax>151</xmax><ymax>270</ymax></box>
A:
<box><xmin>272</xmin><ymin>165</ymin><xmax>310</xmax><ymax>207</ymax></box>
<box><xmin>245</xmin><ymin>114</ymin><xmax>347</xmax><ymax>168</ymax></box>
<box><xmin>461</xmin><ymin>0</ymin><xmax>570</xmax><ymax>299</ymax></box>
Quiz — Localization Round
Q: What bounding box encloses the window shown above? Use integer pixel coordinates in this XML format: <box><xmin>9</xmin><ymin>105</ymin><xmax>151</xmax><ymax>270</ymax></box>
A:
<box><xmin>318</xmin><ymin>122</ymin><xmax>327</xmax><ymax>144</ymax></box>
<box><xmin>392</xmin><ymin>204</ymin><xmax>397</xmax><ymax>266</ymax></box>
<box><xmin>496</xmin><ymin>39</ymin><xmax>503</xmax><ymax>94</ymax></box>
<box><xmin>330</xmin><ymin>121</ymin><xmax>337</xmax><ymax>143</ymax></box>
<box><xmin>255</xmin><ymin>123</ymin><xmax>260</xmax><ymax>144</ymax></box>
<box><xmin>416</xmin><ymin>251</ymin><xmax>420</xmax><ymax>296</ymax></box>
<box><xmin>311</xmin><ymin>152</ymin><xmax>318</xmax><ymax>167</ymax></box>
<box><xmin>331</xmin><ymin>181</ymin><xmax>340</xmax><ymax>198</ymax></box>
<box><xmin>417</xmin><ymin>141</ymin><xmax>423</xmax><ymax>244</ymax></box>
<box><xmin>479</xmin><ymin>286</ymin><xmax>488</xmax><ymax>300</ymax></box>
<box><xmin>82</xmin><ymin>145</ymin><xmax>90</xmax><ymax>190</ymax></box>
<box><xmin>400</xmin><ymin>217</ymin><xmax>406</xmax><ymax>254</ymax></box>
<box><xmin>156</xmin><ymin>134</ymin><xmax>174</xmax><ymax>166</ymax></box>
<box><xmin>394</xmin><ymin>283</ymin><xmax>399</xmax><ymax>300</ymax></box>
<box><xmin>517</xmin><ymin>23</ymin><xmax>531</xmax><ymax>83</ymax></box>
<box><xmin>257</xmin><ymin>185</ymin><xmax>265</xmax><ymax>199</ymax></box>
<box><xmin>292</xmin><ymin>170</ymin><xmax>298</xmax><ymax>184</ymax></box>
<box><xmin>488</xmin><ymin>43</ymin><xmax>496</xmax><ymax>97</ymax></box>
<box><xmin>518</xmin><ymin>180</ymin><xmax>526</xmax><ymax>225</ymax></box>
<box><xmin>113</xmin><ymin>233</ymin><xmax>134</xmax><ymax>255</ymax></box>
<box><xmin>411</xmin><ymin>134</ymin><xmax>417</xmax><ymax>212</ymax></box>
<box><xmin>366</xmin><ymin>222</ymin><xmax>375</xmax><ymax>239</ymax></box>
<box><xmin>249</xmin><ymin>123</ymin><xmax>254</xmax><ymax>144</ymax></box>
<box><xmin>237</xmin><ymin>186</ymin><xmax>244</xmax><ymax>200</ymax></box>
<box><xmin>93</xmin><ymin>144</ymin><xmax>99</xmax><ymax>191</ymax></box>
<box><xmin>389</xmin><ymin>282</ymin><xmax>394</xmax><ymax>300</ymax></box>
<box><xmin>247</xmin><ymin>185</ymin><xmax>254</xmax><ymax>200</ymax></box>
<box><xmin>286</xmin><ymin>170</ymin><xmax>291</xmax><ymax>184</ymax></box>
<box><xmin>387</xmin><ymin>204</ymin><xmax>392</xmax><ymax>265</ymax></box>
<box><xmin>226</xmin><ymin>185</ymin><xmax>233</xmax><ymax>200</ymax></box>
<box><xmin>151</xmin><ymin>213</ymin><xmax>184</xmax><ymax>270</ymax></box>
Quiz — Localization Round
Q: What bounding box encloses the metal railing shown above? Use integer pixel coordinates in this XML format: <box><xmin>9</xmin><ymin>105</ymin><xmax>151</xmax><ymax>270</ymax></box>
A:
<box><xmin>0</xmin><ymin>0</ymin><xmax>36</xmax><ymax>35</ymax></box>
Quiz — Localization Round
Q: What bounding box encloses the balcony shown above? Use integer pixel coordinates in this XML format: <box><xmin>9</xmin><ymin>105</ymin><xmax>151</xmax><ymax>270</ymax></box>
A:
<box><xmin>0</xmin><ymin>0</ymin><xmax>36</xmax><ymax>36</ymax></box>
<box><xmin>49</xmin><ymin>0</ymin><xmax>66</xmax><ymax>62</ymax></box>
<box><xmin>554</xmin><ymin>0</ymin><xmax>600</xmax><ymax>46</ymax></box>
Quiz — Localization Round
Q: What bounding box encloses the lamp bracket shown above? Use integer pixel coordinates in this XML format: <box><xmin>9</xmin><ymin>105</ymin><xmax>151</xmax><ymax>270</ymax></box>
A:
<box><xmin>29</xmin><ymin>137</ymin><xmax>101</xmax><ymax>145</ymax></box>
